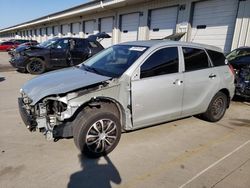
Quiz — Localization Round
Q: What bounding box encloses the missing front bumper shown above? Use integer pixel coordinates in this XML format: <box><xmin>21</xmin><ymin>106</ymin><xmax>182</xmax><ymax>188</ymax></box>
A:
<box><xmin>18</xmin><ymin>98</ymin><xmax>37</xmax><ymax>131</ymax></box>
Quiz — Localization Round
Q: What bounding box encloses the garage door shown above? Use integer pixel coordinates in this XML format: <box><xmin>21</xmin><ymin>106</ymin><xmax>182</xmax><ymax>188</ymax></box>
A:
<box><xmin>54</xmin><ymin>26</ymin><xmax>59</xmax><ymax>36</ymax></box>
<box><xmin>191</xmin><ymin>0</ymin><xmax>238</xmax><ymax>52</ymax></box>
<box><xmin>120</xmin><ymin>13</ymin><xmax>140</xmax><ymax>43</ymax></box>
<box><xmin>100</xmin><ymin>17</ymin><xmax>113</xmax><ymax>48</ymax></box>
<box><xmin>32</xmin><ymin>29</ymin><xmax>36</xmax><ymax>40</ymax></box>
<box><xmin>41</xmin><ymin>28</ymin><xmax>47</xmax><ymax>42</ymax></box>
<box><xmin>47</xmin><ymin>27</ymin><xmax>53</xmax><ymax>39</ymax></box>
<box><xmin>85</xmin><ymin>20</ymin><xmax>95</xmax><ymax>38</ymax></box>
<box><xmin>62</xmin><ymin>24</ymin><xmax>69</xmax><ymax>36</ymax></box>
<box><xmin>72</xmin><ymin>22</ymin><xmax>81</xmax><ymax>37</ymax></box>
<box><xmin>149</xmin><ymin>7</ymin><xmax>178</xmax><ymax>39</ymax></box>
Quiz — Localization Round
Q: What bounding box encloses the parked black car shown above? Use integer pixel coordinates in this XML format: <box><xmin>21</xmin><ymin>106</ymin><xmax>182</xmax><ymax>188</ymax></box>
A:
<box><xmin>10</xmin><ymin>33</ymin><xmax>110</xmax><ymax>74</ymax></box>
<box><xmin>226</xmin><ymin>47</ymin><xmax>250</xmax><ymax>98</ymax></box>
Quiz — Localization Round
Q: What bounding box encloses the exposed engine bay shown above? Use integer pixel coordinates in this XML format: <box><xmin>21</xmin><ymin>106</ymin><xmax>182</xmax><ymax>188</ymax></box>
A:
<box><xmin>235</xmin><ymin>65</ymin><xmax>250</xmax><ymax>98</ymax></box>
<box><xmin>19</xmin><ymin>80</ymin><xmax>114</xmax><ymax>141</ymax></box>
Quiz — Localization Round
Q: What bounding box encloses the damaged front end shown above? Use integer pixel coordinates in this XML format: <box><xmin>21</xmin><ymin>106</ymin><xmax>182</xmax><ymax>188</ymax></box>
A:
<box><xmin>235</xmin><ymin>65</ymin><xmax>250</xmax><ymax>98</ymax></box>
<box><xmin>19</xmin><ymin>89</ymin><xmax>68</xmax><ymax>140</ymax></box>
<box><xmin>18</xmin><ymin>79</ymin><xmax>119</xmax><ymax>141</ymax></box>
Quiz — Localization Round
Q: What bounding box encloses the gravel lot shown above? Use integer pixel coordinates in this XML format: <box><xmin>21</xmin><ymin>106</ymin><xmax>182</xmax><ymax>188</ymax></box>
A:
<box><xmin>0</xmin><ymin>52</ymin><xmax>250</xmax><ymax>188</ymax></box>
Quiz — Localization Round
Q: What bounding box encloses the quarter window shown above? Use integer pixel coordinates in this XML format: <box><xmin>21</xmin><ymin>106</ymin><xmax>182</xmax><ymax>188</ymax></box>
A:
<box><xmin>140</xmin><ymin>47</ymin><xmax>179</xmax><ymax>78</ymax></box>
<box><xmin>75</xmin><ymin>39</ymin><xmax>88</xmax><ymax>49</ymax></box>
<box><xmin>207</xmin><ymin>50</ymin><xmax>226</xmax><ymax>66</ymax></box>
<box><xmin>183</xmin><ymin>47</ymin><xmax>209</xmax><ymax>72</ymax></box>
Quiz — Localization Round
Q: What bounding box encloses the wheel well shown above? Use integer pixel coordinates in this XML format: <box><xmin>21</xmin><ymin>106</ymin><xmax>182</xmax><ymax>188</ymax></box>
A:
<box><xmin>33</xmin><ymin>56</ymin><xmax>45</xmax><ymax>61</ymax></box>
<box><xmin>219</xmin><ymin>88</ymin><xmax>230</xmax><ymax>108</ymax></box>
<box><xmin>72</xmin><ymin>98</ymin><xmax>126</xmax><ymax>130</ymax></box>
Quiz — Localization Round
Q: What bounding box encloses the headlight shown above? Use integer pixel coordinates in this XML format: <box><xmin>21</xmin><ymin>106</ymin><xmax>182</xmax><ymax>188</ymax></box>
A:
<box><xmin>23</xmin><ymin>97</ymin><xmax>33</xmax><ymax>104</ymax></box>
<box><xmin>20</xmin><ymin>90</ymin><xmax>33</xmax><ymax>104</ymax></box>
<box><xmin>15</xmin><ymin>53</ymin><xmax>20</xmax><ymax>59</ymax></box>
<box><xmin>20</xmin><ymin>51</ymin><xmax>26</xmax><ymax>56</ymax></box>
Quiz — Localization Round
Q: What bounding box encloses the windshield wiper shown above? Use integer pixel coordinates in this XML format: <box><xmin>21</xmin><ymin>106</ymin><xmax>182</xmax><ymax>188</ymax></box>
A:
<box><xmin>82</xmin><ymin>64</ymin><xmax>103</xmax><ymax>75</ymax></box>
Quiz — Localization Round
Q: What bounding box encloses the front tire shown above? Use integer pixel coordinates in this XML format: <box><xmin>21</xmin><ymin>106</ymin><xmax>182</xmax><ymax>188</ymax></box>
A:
<box><xmin>73</xmin><ymin>107</ymin><xmax>121</xmax><ymax>158</ymax></box>
<box><xmin>202</xmin><ymin>92</ymin><xmax>227</xmax><ymax>122</ymax></box>
<box><xmin>26</xmin><ymin>58</ymin><xmax>46</xmax><ymax>74</ymax></box>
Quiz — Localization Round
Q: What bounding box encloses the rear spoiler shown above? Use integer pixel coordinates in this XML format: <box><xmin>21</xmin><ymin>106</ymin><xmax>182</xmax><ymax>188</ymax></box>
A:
<box><xmin>87</xmin><ymin>32</ymin><xmax>111</xmax><ymax>42</ymax></box>
<box><xmin>152</xmin><ymin>32</ymin><xmax>186</xmax><ymax>41</ymax></box>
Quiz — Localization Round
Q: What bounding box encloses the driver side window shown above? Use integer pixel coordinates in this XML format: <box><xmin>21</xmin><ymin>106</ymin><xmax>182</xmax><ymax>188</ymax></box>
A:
<box><xmin>140</xmin><ymin>47</ymin><xmax>179</xmax><ymax>79</ymax></box>
<box><xmin>54</xmin><ymin>39</ymin><xmax>69</xmax><ymax>49</ymax></box>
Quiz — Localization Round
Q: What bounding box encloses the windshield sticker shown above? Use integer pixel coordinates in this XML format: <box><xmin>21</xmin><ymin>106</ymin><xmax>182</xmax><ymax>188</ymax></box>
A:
<box><xmin>129</xmin><ymin>47</ymin><xmax>146</xmax><ymax>51</ymax></box>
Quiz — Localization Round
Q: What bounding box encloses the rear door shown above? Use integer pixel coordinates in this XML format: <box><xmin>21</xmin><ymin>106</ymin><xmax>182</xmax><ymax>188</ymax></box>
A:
<box><xmin>181</xmin><ymin>47</ymin><xmax>220</xmax><ymax>116</ymax></box>
<box><xmin>131</xmin><ymin>46</ymin><xmax>183</xmax><ymax>128</ymax></box>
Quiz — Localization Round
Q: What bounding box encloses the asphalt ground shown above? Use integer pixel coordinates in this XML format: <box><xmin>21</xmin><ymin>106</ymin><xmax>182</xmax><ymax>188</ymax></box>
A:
<box><xmin>0</xmin><ymin>52</ymin><xmax>250</xmax><ymax>188</ymax></box>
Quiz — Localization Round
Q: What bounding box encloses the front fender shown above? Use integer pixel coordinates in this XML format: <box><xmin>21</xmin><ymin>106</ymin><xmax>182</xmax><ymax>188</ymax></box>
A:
<box><xmin>60</xmin><ymin>84</ymin><xmax>132</xmax><ymax>130</ymax></box>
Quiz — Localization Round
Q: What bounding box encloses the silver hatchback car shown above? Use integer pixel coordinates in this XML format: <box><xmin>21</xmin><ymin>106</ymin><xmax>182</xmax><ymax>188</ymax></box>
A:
<box><xmin>18</xmin><ymin>40</ymin><xmax>235</xmax><ymax>157</ymax></box>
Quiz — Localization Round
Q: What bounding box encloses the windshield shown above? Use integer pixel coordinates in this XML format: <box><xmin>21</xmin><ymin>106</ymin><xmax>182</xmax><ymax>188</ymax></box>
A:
<box><xmin>80</xmin><ymin>45</ymin><xmax>148</xmax><ymax>77</ymax></box>
<box><xmin>37</xmin><ymin>38</ymin><xmax>58</xmax><ymax>48</ymax></box>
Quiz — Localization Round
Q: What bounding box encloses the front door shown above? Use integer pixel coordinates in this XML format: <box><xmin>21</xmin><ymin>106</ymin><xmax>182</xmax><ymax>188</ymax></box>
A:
<box><xmin>70</xmin><ymin>39</ymin><xmax>89</xmax><ymax>65</ymax></box>
<box><xmin>131</xmin><ymin>47</ymin><xmax>183</xmax><ymax>128</ymax></box>
<box><xmin>50</xmin><ymin>39</ymin><xmax>69</xmax><ymax>67</ymax></box>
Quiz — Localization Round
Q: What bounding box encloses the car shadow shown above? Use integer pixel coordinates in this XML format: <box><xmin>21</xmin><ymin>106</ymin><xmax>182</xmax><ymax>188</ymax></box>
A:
<box><xmin>68</xmin><ymin>154</ymin><xmax>121</xmax><ymax>188</ymax></box>
<box><xmin>0</xmin><ymin>77</ymin><xmax>5</xmax><ymax>82</ymax></box>
<box><xmin>229</xmin><ymin>118</ymin><xmax>250</xmax><ymax>127</ymax></box>
<box><xmin>232</xmin><ymin>95</ymin><xmax>250</xmax><ymax>102</ymax></box>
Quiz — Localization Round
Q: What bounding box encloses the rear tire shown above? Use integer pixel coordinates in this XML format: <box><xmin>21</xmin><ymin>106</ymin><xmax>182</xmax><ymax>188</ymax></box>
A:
<box><xmin>201</xmin><ymin>92</ymin><xmax>227</xmax><ymax>122</ymax></box>
<box><xmin>26</xmin><ymin>58</ymin><xmax>46</xmax><ymax>74</ymax></box>
<box><xmin>73</xmin><ymin>106</ymin><xmax>121</xmax><ymax>158</ymax></box>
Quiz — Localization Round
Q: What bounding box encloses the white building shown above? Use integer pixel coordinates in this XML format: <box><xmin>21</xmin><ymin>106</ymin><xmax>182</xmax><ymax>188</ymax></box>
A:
<box><xmin>0</xmin><ymin>0</ymin><xmax>249</xmax><ymax>52</ymax></box>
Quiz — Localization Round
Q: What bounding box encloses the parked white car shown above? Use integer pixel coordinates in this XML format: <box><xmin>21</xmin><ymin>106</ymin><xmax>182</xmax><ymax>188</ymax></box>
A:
<box><xmin>19</xmin><ymin>40</ymin><xmax>235</xmax><ymax>157</ymax></box>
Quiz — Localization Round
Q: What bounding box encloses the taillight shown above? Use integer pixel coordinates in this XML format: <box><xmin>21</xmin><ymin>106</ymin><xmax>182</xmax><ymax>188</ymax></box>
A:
<box><xmin>228</xmin><ymin>64</ymin><xmax>235</xmax><ymax>76</ymax></box>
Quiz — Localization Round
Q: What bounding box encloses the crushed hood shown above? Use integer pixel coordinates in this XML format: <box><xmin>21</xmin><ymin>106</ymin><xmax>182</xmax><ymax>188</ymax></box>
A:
<box><xmin>21</xmin><ymin>67</ymin><xmax>111</xmax><ymax>105</ymax></box>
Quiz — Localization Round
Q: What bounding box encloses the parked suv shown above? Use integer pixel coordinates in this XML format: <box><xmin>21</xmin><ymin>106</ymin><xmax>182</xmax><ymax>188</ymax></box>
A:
<box><xmin>10</xmin><ymin>33</ymin><xmax>109</xmax><ymax>74</ymax></box>
<box><xmin>18</xmin><ymin>40</ymin><xmax>235</xmax><ymax>158</ymax></box>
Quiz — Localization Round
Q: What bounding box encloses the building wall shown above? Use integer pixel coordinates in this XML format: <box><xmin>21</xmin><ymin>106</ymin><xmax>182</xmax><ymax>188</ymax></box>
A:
<box><xmin>0</xmin><ymin>0</ymin><xmax>249</xmax><ymax>52</ymax></box>
<box><xmin>231</xmin><ymin>0</ymin><xmax>250</xmax><ymax>49</ymax></box>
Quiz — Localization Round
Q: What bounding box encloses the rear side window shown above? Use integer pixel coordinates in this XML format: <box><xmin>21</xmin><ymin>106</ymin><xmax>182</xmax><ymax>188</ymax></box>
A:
<box><xmin>140</xmin><ymin>47</ymin><xmax>179</xmax><ymax>78</ymax></box>
<box><xmin>75</xmin><ymin>39</ymin><xmax>88</xmax><ymax>49</ymax></box>
<box><xmin>183</xmin><ymin>47</ymin><xmax>209</xmax><ymax>72</ymax></box>
<box><xmin>89</xmin><ymin>41</ymin><xmax>99</xmax><ymax>48</ymax></box>
<box><xmin>207</xmin><ymin>50</ymin><xmax>225</xmax><ymax>66</ymax></box>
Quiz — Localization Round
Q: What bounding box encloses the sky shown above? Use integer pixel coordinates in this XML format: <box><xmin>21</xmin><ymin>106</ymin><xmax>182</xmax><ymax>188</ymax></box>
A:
<box><xmin>0</xmin><ymin>0</ymin><xmax>89</xmax><ymax>29</ymax></box>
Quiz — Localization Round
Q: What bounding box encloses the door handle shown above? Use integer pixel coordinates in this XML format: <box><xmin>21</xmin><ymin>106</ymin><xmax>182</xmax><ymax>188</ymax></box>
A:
<box><xmin>173</xmin><ymin>79</ymin><xmax>183</xmax><ymax>85</ymax></box>
<box><xmin>209</xmin><ymin>74</ymin><xmax>217</xmax><ymax>79</ymax></box>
